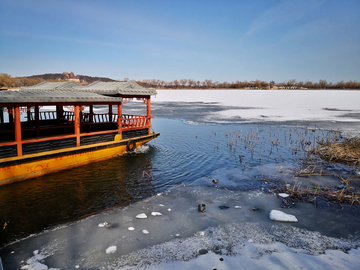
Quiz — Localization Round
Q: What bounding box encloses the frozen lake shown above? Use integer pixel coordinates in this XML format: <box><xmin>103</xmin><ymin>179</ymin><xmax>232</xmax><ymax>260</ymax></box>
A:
<box><xmin>0</xmin><ymin>90</ymin><xmax>359</xmax><ymax>269</ymax></box>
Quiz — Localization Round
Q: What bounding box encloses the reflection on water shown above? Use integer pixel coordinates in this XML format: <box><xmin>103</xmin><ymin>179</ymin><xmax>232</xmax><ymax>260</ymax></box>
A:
<box><xmin>0</xmin><ymin>118</ymin><xmax>357</xmax><ymax>246</ymax></box>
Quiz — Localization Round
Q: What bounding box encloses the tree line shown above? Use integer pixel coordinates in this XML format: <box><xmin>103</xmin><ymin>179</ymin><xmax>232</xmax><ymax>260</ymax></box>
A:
<box><xmin>1</xmin><ymin>73</ymin><xmax>359</xmax><ymax>90</ymax></box>
<box><xmin>137</xmin><ymin>78</ymin><xmax>360</xmax><ymax>89</ymax></box>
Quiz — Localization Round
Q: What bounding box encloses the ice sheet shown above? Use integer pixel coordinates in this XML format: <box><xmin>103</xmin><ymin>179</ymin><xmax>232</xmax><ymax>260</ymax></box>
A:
<box><xmin>153</xmin><ymin>90</ymin><xmax>360</xmax><ymax>133</ymax></box>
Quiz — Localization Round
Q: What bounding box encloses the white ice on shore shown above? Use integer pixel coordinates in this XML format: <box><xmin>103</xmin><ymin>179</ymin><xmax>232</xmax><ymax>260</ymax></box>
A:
<box><xmin>278</xmin><ymin>193</ymin><xmax>289</xmax><ymax>198</ymax></box>
<box><xmin>14</xmin><ymin>185</ymin><xmax>360</xmax><ymax>269</ymax></box>
<box><xmin>136</xmin><ymin>213</ymin><xmax>147</xmax><ymax>219</ymax></box>
<box><xmin>105</xmin><ymin>246</ymin><xmax>117</xmax><ymax>254</ymax></box>
<box><xmin>269</xmin><ymin>210</ymin><xmax>298</xmax><ymax>222</ymax></box>
<box><xmin>151</xmin><ymin>212</ymin><xmax>162</xmax><ymax>216</ymax></box>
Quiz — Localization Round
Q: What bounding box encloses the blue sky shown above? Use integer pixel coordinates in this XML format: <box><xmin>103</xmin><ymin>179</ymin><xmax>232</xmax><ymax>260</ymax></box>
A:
<box><xmin>0</xmin><ymin>0</ymin><xmax>359</xmax><ymax>83</ymax></box>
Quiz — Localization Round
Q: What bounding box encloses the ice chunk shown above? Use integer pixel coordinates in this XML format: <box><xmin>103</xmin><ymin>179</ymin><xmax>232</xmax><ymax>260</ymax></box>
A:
<box><xmin>33</xmin><ymin>250</ymin><xmax>39</xmax><ymax>255</ymax></box>
<box><xmin>106</xmin><ymin>246</ymin><xmax>117</xmax><ymax>254</ymax></box>
<box><xmin>278</xmin><ymin>193</ymin><xmax>289</xmax><ymax>198</ymax></box>
<box><xmin>142</xmin><ymin>229</ymin><xmax>149</xmax><ymax>234</ymax></box>
<box><xmin>168</xmin><ymin>208</ymin><xmax>171</xmax><ymax>211</ymax></box>
<box><xmin>269</xmin><ymin>210</ymin><xmax>298</xmax><ymax>222</ymax></box>
<box><xmin>136</xmin><ymin>213</ymin><xmax>147</xmax><ymax>219</ymax></box>
<box><xmin>128</xmin><ymin>227</ymin><xmax>135</xmax><ymax>231</ymax></box>
<box><xmin>151</xmin><ymin>212</ymin><xmax>162</xmax><ymax>216</ymax></box>
<box><xmin>21</xmin><ymin>262</ymin><xmax>48</xmax><ymax>270</ymax></box>
<box><xmin>235</xmin><ymin>206</ymin><xmax>242</xmax><ymax>209</ymax></box>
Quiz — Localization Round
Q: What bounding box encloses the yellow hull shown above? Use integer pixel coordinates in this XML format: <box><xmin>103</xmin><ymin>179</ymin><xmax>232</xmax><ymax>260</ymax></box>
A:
<box><xmin>0</xmin><ymin>134</ymin><xmax>159</xmax><ymax>186</ymax></box>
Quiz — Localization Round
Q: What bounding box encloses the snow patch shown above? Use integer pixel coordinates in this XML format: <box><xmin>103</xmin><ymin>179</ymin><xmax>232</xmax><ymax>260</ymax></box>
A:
<box><xmin>269</xmin><ymin>210</ymin><xmax>298</xmax><ymax>222</ymax></box>
<box><xmin>136</xmin><ymin>213</ymin><xmax>147</xmax><ymax>219</ymax></box>
<box><xmin>106</xmin><ymin>246</ymin><xmax>117</xmax><ymax>254</ymax></box>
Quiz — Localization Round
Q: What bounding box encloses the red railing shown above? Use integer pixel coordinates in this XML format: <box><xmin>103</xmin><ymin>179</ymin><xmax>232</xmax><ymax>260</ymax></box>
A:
<box><xmin>122</xmin><ymin>115</ymin><xmax>148</xmax><ymax>129</ymax></box>
<box><xmin>30</xmin><ymin>112</ymin><xmax>148</xmax><ymax>129</ymax></box>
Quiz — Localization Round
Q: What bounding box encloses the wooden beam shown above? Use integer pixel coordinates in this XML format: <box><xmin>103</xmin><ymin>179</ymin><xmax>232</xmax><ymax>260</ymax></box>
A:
<box><xmin>35</xmin><ymin>106</ymin><xmax>40</xmax><ymax>137</ymax></box>
<box><xmin>74</xmin><ymin>105</ymin><xmax>80</xmax><ymax>147</ymax></box>
<box><xmin>117</xmin><ymin>103</ymin><xmax>122</xmax><ymax>138</ymax></box>
<box><xmin>146</xmin><ymin>98</ymin><xmax>151</xmax><ymax>135</ymax></box>
<box><xmin>14</xmin><ymin>106</ymin><xmax>22</xmax><ymax>156</ymax></box>
<box><xmin>109</xmin><ymin>104</ymin><xmax>113</xmax><ymax>123</ymax></box>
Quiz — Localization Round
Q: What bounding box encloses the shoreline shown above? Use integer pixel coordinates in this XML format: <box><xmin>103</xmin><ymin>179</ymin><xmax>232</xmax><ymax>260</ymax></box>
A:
<box><xmin>156</xmin><ymin>88</ymin><xmax>360</xmax><ymax>91</ymax></box>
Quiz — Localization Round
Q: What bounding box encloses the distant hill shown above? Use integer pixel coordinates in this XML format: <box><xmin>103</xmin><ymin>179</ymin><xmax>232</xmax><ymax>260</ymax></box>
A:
<box><xmin>26</xmin><ymin>73</ymin><xmax>117</xmax><ymax>84</ymax></box>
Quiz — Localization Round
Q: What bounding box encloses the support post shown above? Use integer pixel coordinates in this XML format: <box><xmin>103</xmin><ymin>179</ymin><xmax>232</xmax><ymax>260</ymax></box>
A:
<box><xmin>117</xmin><ymin>102</ymin><xmax>122</xmax><ymax>139</ymax></box>
<box><xmin>14</xmin><ymin>106</ymin><xmax>22</xmax><ymax>156</ymax></box>
<box><xmin>74</xmin><ymin>105</ymin><xmax>80</xmax><ymax>147</ymax></box>
<box><xmin>109</xmin><ymin>104</ymin><xmax>113</xmax><ymax>123</ymax></box>
<box><xmin>35</xmin><ymin>106</ymin><xmax>40</xmax><ymax>137</ymax></box>
<box><xmin>8</xmin><ymin>107</ymin><xmax>14</xmax><ymax>126</ymax></box>
<box><xmin>27</xmin><ymin>106</ymin><xmax>31</xmax><ymax>122</ymax></box>
<box><xmin>89</xmin><ymin>105</ymin><xmax>93</xmax><ymax>123</ymax></box>
<box><xmin>146</xmin><ymin>97</ymin><xmax>151</xmax><ymax>135</ymax></box>
<box><xmin>0</xmin><ymin>107</ymin><xmax>3</xmax><ymax>124</ymax></box>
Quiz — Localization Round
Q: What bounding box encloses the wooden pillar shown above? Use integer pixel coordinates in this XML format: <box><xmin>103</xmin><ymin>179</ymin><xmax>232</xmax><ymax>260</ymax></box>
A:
<box><xmin>0</xmin><ymin>107</ymin><xmax>3</xmax><ymax>124</ymax></box>
<box><xmin>74</xmin><ymin>105</ymin><xmax>80</xmax><ymax>147</ymax></box>
<box><xmin>146</xmin><ymin>97</ymin><xmax>151</xmax><ymax>135</ymax></box>
<box><xmin>117</xmin><ymin>102</ymin><xmax>122</xmax><ymax>138</ymax></box>
<box><xmin>89</xmin><ymin>105</ymin><xmax>93</xmax><ymax>123</ymax></box>
<box><xmin>35</xmin><ymin>106</ymin><xmax>40</xmax><ymax>137</ymax></box>
<box><xmin>56</xmin><ymin>106</ymin><xmax>61</xmax><ymax>125</ymax></box>
<box><xmin>27</xmin><ymin>106</ymin><xmax>31</xmax><ymax>122</ymax></box>
<box><xmin>8</xmin><ymin>107</ymin><xmax>14</xmax><ymax>126</ymax></box>
<box><xmin>109</xmin><ymin>104</ymin><xmax>113</xmax><ymax>125</ymax></box>
<box><xmin>14</xmin><ymin>106</ymin><xmax>22</xmax><ymax>156</ymax></box>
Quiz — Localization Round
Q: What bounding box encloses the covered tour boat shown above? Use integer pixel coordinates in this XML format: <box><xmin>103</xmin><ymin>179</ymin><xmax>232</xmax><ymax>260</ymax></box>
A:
<box><xmin>0</xmin><ymin>80</ymin><xmax>159</xmax><ymax>185</ymax></box>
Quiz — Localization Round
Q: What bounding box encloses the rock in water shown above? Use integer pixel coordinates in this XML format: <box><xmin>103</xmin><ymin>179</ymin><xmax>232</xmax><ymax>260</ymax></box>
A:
<box><xmin>198</xmin><ymin>204</ymin><xmax>206</xmax><ymax>212</ymax></box>
<box><xmin>218</xmin><ymin>205</ymin><xmax>230</xmax><ymax>210</ymax></box>
<box><xmin>269</xmin><ymin>210</ymin><xmax>298</xmax><ymax>222</ymax></box>
<box><xmin>136</xmin><ymin>213</ymin><xmax>147</xmax><ymax>219</ymax></box>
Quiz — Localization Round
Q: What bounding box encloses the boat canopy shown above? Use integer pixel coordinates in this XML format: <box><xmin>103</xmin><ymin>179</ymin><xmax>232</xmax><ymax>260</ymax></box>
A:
<box><xmin>73</xmin><ymin>80</ymin><xmax>157</xmax><ymax>96</ymax></box>
<box><xmin>0</xmin><ymin>89</ymin><xmax>122</xmax><ymax>105</ymax></box>
<box><xmin>18</xmin><ymin>80</ymin><xmax>157</xmax><ymax>97</ymax></box>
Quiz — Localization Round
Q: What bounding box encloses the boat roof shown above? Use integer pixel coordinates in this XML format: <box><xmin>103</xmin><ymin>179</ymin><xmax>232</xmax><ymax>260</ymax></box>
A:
<box><xmin>20</xmin><ymin>80</ymin><xmax>157</xmax><ymax>96</ymax></box>
<box><xmin>20</xmin><ymin>81</ymin><xmax>83</xmax><ymax>91</ymax></box>
<box><xmin>0</xmin><ymin>89</ymin><xmax>122</xmax><ymax>104</ymax></box>
<box><xmin>73</xmin><ymin>80</ymin><xmax>157</xmax><ymax>96</ymax></box>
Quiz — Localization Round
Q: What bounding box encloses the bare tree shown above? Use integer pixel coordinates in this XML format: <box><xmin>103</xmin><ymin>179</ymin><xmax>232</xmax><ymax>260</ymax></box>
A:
<box><xmin>188</xmin><ymin>79</ymin><xmax>195</xmax><ymax>89</ymax></box>
<box><xmin>319</xmin><ymin>79</ymin><xmax>328</xmax><ymax>89</ymax></box>
<box><xmin>173</xmin><ymin>80</ymin><xmax>180</xmax><ymax>89</ymax></box>
<box><xmin>203</xmin><ymin>79</ymin><xmax>213</xmax><ymax>89</ymax></box>
<box><xmin>179</xmin><ymin>79</ymin><xmax>188</xmax><ymax>89</ymax></box>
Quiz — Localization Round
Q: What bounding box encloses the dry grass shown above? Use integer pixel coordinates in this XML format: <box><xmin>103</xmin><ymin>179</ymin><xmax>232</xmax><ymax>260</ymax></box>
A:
<box><xmin>311</xmin><ymin>136</ymin><xmax>360</xmax><ymax>166</ymax></box>
<box><xmin>270</xmin><ymin>180</ymin><xmax>360</xmax><ymax>206</ymax></box>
